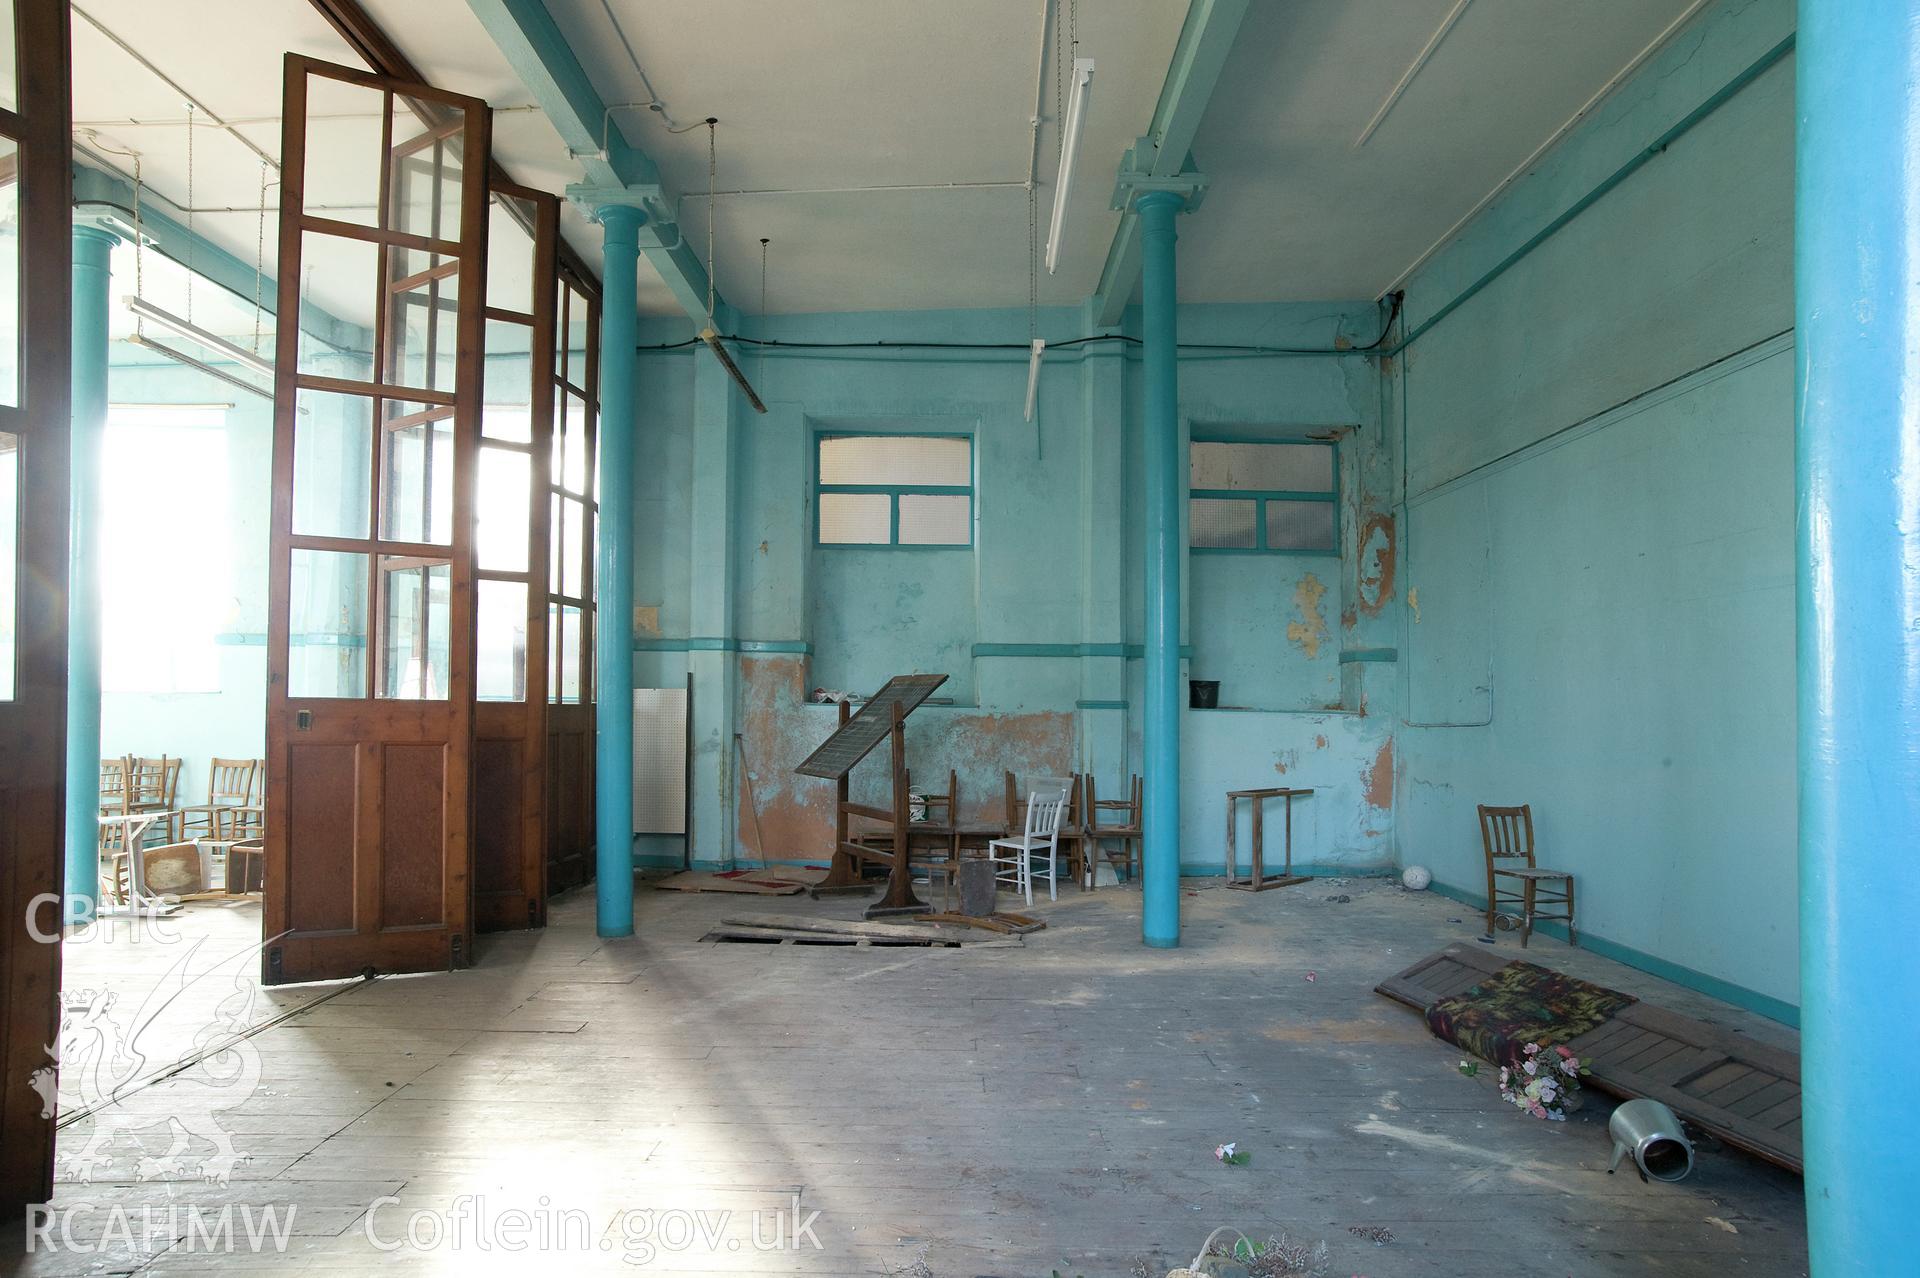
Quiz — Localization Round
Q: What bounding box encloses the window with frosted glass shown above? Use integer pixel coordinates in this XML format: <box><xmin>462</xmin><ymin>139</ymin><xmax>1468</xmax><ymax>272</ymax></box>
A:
<box><xmin>816</xmin><ymin>434</ymin><xmax>971</xmax><ymax>546</ymax></box>
<box><xmin>1188</xmin><ymin>438</ymin><xmax>1337</xmax><ymax>554</ymax></box>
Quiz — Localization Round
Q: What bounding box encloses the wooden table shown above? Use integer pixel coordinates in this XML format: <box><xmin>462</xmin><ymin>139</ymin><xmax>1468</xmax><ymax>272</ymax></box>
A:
<box><xmin>97</xmin><ymin>810</ymin><xmax>179</xmax><ymax>915</ymax></box>
<box><xmin>1224</xmin><ymin>787</ymin><xmax>1314</xmax><ymax>891</ymax></box>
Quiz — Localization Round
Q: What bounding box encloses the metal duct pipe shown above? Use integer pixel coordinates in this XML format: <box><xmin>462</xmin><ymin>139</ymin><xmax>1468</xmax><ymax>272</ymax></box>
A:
<box><xmin>1607</xmin><ymin>1099</ymin><xmax>1694</xmax><ymax>1183</ymax></box>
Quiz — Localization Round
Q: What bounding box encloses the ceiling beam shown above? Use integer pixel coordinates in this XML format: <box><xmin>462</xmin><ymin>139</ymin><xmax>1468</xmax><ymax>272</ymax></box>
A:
<box><xmin>1088</xmin><ymin>0</ymin><xmax>1250</xmax><ymax>326</ymax></box>
<box><xmin>463</xmin><ymin>0</ymin><xmax>721</xmax><ymax>322</ymax></box>
<box><xmin>306</xmin><ymin>0</ymin><xmax>601</xmax><ymax>292</ymax></box>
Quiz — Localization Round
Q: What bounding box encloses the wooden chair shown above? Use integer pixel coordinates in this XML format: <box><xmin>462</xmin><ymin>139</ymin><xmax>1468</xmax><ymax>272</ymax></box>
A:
<box><xmin>229</xmin><ymin>758</ymin><xmax>266</xmax><ymax>840</ymax></box>
<box><xmin>991</xmin><ymin>781</ymin><xmax>1070</xmax><ymax>905</ymax></box>
<box><xmin>98</xmin><ymin>817</ymin><xmax>133</xmax><ymax>906</ymax></box>
<box><xmin>904</xmin><ymin>768</ymin><xmax>961</xmax><ymax>907</ymax></box>
<box><xmin>127</xmin><ymin>756</ymin><xmax>181</xmax><ymax>840</ymax></box>
<box><xmin>1084</xmin><ymin>772</ymin><xmax>1142</xmax><ymax>885</ymax></box>
<box><xmin>1004</xmin><ymin>771</ymin><xmax>1088</xmax><ymax>887</ymax></box>
<box><xmin>1478</xmin><ymin>804</ymin><xmax>1575</xmax><ymax>948</ymax></box>
<box><xmin>177</xmin><ymin>757</ymin><xmax>259</xmax><ymax>842</ymax></box>
<box><xmin>98</xmin><ymin>755</ymin><xmax>131</xmax><ymax>817</ymax></box>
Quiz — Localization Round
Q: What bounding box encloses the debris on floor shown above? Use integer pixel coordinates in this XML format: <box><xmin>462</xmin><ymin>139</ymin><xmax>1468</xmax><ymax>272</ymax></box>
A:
<box><xmin>708</xmin><ymin>911</ymin><xmax>1013</xmax><ymax>947</ymax></box>
<box><xmin>1378</xmin><ymin>942</ymin><xmax>1805</xmax><ymax>1172</ymax></box>
<box><xmin>652</xmin><ymin>869</ymin><xmax>820</xmax><ymax>895</ymax></box>
<box><xmin>1346</xmin><ymin>1225</ymin><xmax>1393</xmax><ymax>1246</ymax></box>
<box><xmin>1212</xmin><ymin>1141</ymin><xmax>1251</xmax><ymax>1165</ymax></box>
<box><xmin>1170</xmin><ymin>1226</ymin><xmax>1331</xmax><ymax>1278</ymax></box>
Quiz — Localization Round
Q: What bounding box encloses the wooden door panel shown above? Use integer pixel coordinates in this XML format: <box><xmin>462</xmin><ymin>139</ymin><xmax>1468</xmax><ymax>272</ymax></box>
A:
<box><xmin>381</xmin><ymin>743</ymin><xmax>450</xmax><ymax>926</ymax></box>
<box><xmin>283</xmin><ymin>741</ymin><xmax>359</xmax><ymax>933</ymax></box>
<box><xmin>0</xmin><ymin>0</ymin><xmax>73</xmax><ymax>1210</ymax></box>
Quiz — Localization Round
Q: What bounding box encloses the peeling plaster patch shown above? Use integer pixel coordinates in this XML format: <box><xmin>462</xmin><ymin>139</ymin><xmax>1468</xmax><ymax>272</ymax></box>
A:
<box><xmin>1273</xmin><ymin>749</ymin><xmax>1299</xmax><ymax>776</ymax></box>
<box><xmin>1365</xmin><ymin>739</ymin><xmax>1394</xmax><ymax>810</ymax></box>
<box><xmin>1406</xmin><ymin>588</ymin><xmax>1421</xmax><ymax>624</ymax></box>
<box><xmin>737</xmin><ymin>656</ymin><xmax>838</xmax><ymax>858</ymax></box>
<box><xmin>1356</xmin><ymin>514</ymin><xmax>1396</xmax><ymax>617</ymax></box>
<box><xmin>1314</xmin><ymin>734</ymin><xmax>1329</xmax><ymax>750</ymax></box>
<box><xmin>1285</xmin><ymin>573</ymin><xmax>1330</xmax><ymax>659</ymax></box>
<box><xmin>634</xmin><ymin>605</ymin><xmax>661</xmax><ymax>637</ymax></box>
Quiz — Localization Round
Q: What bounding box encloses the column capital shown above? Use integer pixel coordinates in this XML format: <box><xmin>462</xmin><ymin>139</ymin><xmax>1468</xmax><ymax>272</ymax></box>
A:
<box><xmin>565</xmin><ymin>182</ymin><xmax>657</xmax><ymax>226</ymax></box>
<box><xmin>70</xmin><ymin>220</ymin><xmax>122</xmax><ymax>251</ymax></box>
<box><xmin>1111</xmin><ymin>137</ymin><xmax>1209</xmax><ymax>215</ymax></box>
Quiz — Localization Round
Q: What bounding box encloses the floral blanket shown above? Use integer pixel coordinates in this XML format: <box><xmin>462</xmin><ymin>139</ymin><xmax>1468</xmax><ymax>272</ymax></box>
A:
<box><xmin>1423</xmin><ymin>961</ymin><xmax>1635</xmax><ymax>1068</ymax></box>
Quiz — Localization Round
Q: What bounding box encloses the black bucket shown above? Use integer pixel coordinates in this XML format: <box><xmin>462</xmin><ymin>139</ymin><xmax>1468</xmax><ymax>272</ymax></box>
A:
<box><xmin>1189</xmin><ymin>680</ymin><xmax>1220</xmax><ymax>709</ymax></box>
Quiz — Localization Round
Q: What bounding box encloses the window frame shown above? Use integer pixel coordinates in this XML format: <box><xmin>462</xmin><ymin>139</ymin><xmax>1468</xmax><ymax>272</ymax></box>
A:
<box><xmin>1188</xmin><ymin>434</ymin><xmax>1340</xmax><ymax>557</ymax></box>
<box><xmin>813</xmin><ymin>430</ymin><xmax>974</xmax><ymax>549</ymax></box>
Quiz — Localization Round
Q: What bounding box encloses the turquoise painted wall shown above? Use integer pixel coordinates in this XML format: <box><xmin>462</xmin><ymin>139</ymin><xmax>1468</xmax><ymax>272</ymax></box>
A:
<box><xmin>628</xmin><ymin>302</ymin><xmax>1399</xmax><ymax>873</ymax></box>
<box><xmin>1392</xmin><ymin>0</ymin><xmax>1799</xmax><ymax>1019</ymax></box>
<box><xmin>99</xmin><ymin>354</ymin><xmax>272</xmax><ymax>806</ymax></box>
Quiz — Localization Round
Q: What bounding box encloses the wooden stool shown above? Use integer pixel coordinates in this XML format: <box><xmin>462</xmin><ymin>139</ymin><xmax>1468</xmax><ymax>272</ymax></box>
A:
<box><xmin>1224</xmin><ymin>787</ymin><xmax>1315</xmax><ymax>891</ymax></box>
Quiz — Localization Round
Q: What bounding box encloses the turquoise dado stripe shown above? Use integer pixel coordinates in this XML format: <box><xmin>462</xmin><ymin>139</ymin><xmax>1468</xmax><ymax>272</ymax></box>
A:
<box><xmin>972</xmin><ymin>642</ymin><xmax>1194</xmax><ymax>659</ymax></box>
<box><xmin>1337</xmin><ymin>648</ymin><xmax>1398</xmax><ymax>664</ymax></box>
<box><xmin>632</xmin><ymin>638</ymin><xmax>812</xmax><ymax>654</ymax></box>
<box><xmin>1075</xmin><ymin>699</ymin><xmax>1129</xmax><ymax>710</ymax></box>
<box><xmin>218</xmin><ymin>633</ymin><xmax>362</xmax><ymax>648</ymax></box>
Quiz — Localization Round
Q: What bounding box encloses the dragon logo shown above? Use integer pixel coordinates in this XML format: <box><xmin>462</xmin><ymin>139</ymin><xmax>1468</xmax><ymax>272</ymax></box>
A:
<box><xmin>30</xmin><ymin>936</ymin><xmax>267</xmax><ymax>1185</ymax></box>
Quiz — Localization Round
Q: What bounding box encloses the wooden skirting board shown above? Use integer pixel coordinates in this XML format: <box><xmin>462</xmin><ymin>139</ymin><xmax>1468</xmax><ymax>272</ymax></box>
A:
<box><xmin>1377</xmin><ymin>943</ymin><xmax>1803</xmax><ymax>1174</ymax></box>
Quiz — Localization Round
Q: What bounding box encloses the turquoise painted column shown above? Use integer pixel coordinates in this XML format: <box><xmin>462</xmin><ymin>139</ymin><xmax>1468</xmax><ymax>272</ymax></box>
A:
<box><xmin>1796</xmin><ymin>3</ymin><xmax>1920</xmax><ymax>1270</ymax></box>
<box><xmin>64</xmin><ymin>224</ymin><xmax>116</xmax><ymax>926</ymax></box>
<box><xmin>1139</xmin><ymin>190</ymin><xmax>1182</xmax><ymax>949</ymax></box>
<box><xmin>593</xmin><ymin>203</ymin><xmax>643</xmax><ymax>938</ymax></box>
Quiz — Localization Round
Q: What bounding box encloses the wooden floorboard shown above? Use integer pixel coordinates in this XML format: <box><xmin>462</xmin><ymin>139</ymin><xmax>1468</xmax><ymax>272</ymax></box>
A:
<box><xmin>7</xmin><ymin>879</ymin><xmax>1808</xmax><ymax>1275</ymax></box>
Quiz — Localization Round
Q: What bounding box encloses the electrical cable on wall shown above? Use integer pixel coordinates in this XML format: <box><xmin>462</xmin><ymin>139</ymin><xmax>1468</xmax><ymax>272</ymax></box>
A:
<box><xmin>636</xmin><ymin>294</ymin><xmax>1405</xmax><ymax>359</ymax></box>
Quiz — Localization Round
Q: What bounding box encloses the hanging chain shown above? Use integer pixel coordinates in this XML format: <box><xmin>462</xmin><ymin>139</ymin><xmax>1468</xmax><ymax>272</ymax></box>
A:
<box><xmin>759</xmin><ymin>236</ymin><xmax>769</xmax><ymax>384</ymax></box>
<box><xmin>1027</xmin><ymin>169</ymin><xmax>1037</xmax><ymax>342</ymax></box>
<box><xmin>253</xmin><ymin>161</ymin><xmax>270</xmax><ymax>355</ymax></box>
<box><xmin>705</xmin><ymin>118</ymin><xmax>718</xmax><ymax>329</ymax></box>
<box><xmin>1053</xmin><ymin>0</ymin><xmax>1063</xmax><ymax>161</ymax></box>
<box><xmin>184</xmin><ymin>101</ymin><xmax>196</xmax><ymax>326</ymax></box>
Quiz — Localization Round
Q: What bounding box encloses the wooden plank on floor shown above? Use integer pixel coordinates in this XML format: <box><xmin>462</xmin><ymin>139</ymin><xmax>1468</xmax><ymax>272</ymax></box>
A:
<box><xmin>1378</xmin><ymin>943</ymin><xmax>1805</xmax><ymax>1174</ymax></box>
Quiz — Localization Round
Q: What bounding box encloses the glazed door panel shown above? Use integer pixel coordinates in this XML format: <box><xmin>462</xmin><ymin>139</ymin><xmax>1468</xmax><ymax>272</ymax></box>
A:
<box><xmin>473</xmin><ymin>179</ymin><xmax>555</xmax><ymax>931</ymax></box>
<box><xmin>263</xmin><ymin>56</ymin><xmax>490</xmax><ymax>982</ymax></box>
<box><xmin>545</xmin><ymin>268</ymin><xmax>597</xmax><ymax>895</ymax></box>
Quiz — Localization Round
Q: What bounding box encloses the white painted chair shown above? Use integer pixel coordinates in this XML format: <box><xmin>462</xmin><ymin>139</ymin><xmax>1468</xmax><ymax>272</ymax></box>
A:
<box><xmin>990</xmin><ymin>782</ymin><xmax>1070</xmax><ymax>906</ymax></box>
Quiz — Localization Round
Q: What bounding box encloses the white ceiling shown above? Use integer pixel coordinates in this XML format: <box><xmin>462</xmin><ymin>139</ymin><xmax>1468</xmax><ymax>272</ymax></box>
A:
<box><xmin>542</xmin><ymin>0</ymin><xmax>1188</xmax><ymax>315</ymax></box>
<box><xmin>68</xmin><ymin>0</ymin><xmax>1711</xmax><ymax>324</ymax></box>
<box><xmin>1181</xmin><ymin>0</ymin><xmax>1706</xmax><ymax>302</ymax></box>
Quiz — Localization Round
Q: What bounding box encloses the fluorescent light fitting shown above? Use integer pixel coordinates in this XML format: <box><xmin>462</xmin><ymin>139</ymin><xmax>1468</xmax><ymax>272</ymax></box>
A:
<box><xmin>125</xmin><ymin>333</ymin><xmax>273</xmax><ymax>402</ymax></box>
<box><xmin>1024</xmin><ymin>338</ymin><xmax>1045</xmax><ymax>422</ymax></box>
<box><xmin>124</xmin><ymin>296</ymin><xmax>274</xmax><ymax>379</ymax></box>
<box><xmin>698</xmin><ymin>327</ymin><xmax>769</xmax><ymax>414</ymax></box>
<box><xmin>1045</xmin><ymin>57</ymin><xmax>1094</xmax><ymax>276</ymax></box>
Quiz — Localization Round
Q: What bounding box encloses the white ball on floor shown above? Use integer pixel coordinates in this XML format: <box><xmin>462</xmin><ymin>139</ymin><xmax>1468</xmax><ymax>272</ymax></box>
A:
<box><xmin>1401</xmin><ymin>864</ymin><xmax>1432</xmax><ymax>891</ymax></box>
